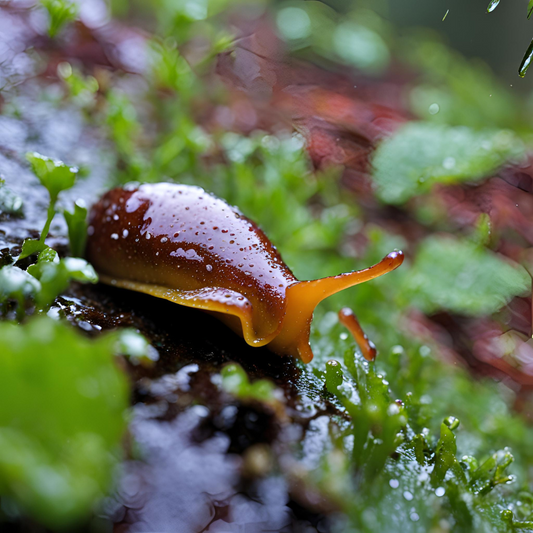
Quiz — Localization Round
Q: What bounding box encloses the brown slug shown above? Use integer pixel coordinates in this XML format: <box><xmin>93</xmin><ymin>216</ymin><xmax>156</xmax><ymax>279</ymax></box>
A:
<box><xmin>86</xmin><ymin>183</ymin><xmax>404</xmax><ymax>363</ymax></box>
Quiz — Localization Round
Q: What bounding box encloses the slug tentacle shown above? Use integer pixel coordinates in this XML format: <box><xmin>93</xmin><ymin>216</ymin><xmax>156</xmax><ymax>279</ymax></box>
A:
<box><xmin>338</xmin><ymin>307</ymin><xmax>377</xmax><ymax>361</ymax></box>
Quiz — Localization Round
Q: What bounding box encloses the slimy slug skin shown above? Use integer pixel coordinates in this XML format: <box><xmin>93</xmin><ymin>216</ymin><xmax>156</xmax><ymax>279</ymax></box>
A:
<box><xmin>86</xmin><ymin>183</ymin><xmax>404</xmax><ymax>363</ymax></box>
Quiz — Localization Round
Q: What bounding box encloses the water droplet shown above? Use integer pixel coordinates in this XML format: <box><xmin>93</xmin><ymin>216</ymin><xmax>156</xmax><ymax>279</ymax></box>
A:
<box><xmin>444</xmin><ymin>416</ymin><xmax>460</xmax><ymax>430</ymax></box>
<box><xmin>487</xmin><ymin>0</ymin><xmax>500</xmax><ymax>13</ymax></box>
<box><xmin>443</xmin><ymin>156</ymin><xmax>456</xmax><ymax>170</ymax></box>
<box><xmin>206</xmin><ymin>264</ymin><xmax>213</xmax><ymax>272</ymax></box>
<box><xmin>389</xmin><ymin>479</ymin><xmax>399</xmax><ymax>489</ymax></box>
<box><xmin>428</xmin><ymin>103</ymin><xmax>440</xmax><ymax>115</ymax></box>
<box><xmin>435</xmin><ymin>487</ymin><xmax>445</xmax><ymax>497</ymax></box>
<box><xmin>403</xmin><ymin>491</ymin><xmax>413</xmax><ymax>501</ymax></box>
<box><xmin>146</xmin><ymin>232</ymin><xmax>152</xmax><ymax>240</ymax></box>
<box><xmin>111</xmin><ymin>233</ymin><xmax>119</xmax><ymax>240</ymax></box>
<box><xmin>161</xmin><ymin>237</ymin><xmax>168</xmax><ymax>243</ymax></box>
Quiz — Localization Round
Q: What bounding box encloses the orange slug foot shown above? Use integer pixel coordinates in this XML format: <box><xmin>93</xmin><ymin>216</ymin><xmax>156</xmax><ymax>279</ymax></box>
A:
<box><xmin>99</xmin><ymin>275</ymin><xmax>280</xmax><ymax>347</ymax></box>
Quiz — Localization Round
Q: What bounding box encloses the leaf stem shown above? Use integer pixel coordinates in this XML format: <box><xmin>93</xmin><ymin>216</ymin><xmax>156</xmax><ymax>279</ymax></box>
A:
<box><xmin>40</xmin><ymin>201</ymin><xmax>57</xmax><ymax>244</ymax></box>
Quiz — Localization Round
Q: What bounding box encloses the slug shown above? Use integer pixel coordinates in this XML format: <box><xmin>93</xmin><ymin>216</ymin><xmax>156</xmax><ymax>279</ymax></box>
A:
<box><xmin>86</xmin><ymin>183</ymin><xmax>404</xmax><ymax>363</ymax></box>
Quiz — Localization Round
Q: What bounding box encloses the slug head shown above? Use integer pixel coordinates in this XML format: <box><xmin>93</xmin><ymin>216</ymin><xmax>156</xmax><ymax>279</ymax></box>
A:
<box><xmin>270</xmin><ymin>251</ymin><xmax>405</xmax><ymax>363</ymax></box>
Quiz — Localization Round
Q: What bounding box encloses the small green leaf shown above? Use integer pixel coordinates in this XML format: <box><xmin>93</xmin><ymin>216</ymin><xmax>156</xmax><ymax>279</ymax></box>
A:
<box><xmin>63</xmin><ymin>201</ymin><xmax>88</xmax><ymax>257</ymax></box>
<box><xmin>116</xmin><ymin>329</ymin><xmax>159</xmax><ymax>366</ymax></box>
<box><xmin>325</xmin><ymin>359</ymin><xmax>343</xmax><ymax>394</ymax></box>
<box><xmin>61</xmin><ymin>257</ymin><xmax>98</xmax><ymax>283</ymax></box>
<box><xmin>26</xmin><ymin>248</ymin><xmax>59</xmax><ymax>278</ymax></box>
<box><xmin>402</xmin><ymin>235</ymin><xmax>530</xmax><ymax>316</ymax></box>
<box><xmin>221</xmin><ymin>363</ymin><xmax>276</xmax><ymax>403</ymax></box>
<box><xmin>469</xmin><ymin>449</ymin><xmax>515</xmax><ymax>495</ymax></box>
<box><xmin>26</xmin><ymin>152</ymin><xmax>78</xmax><ymax>203</ymax></box>
<box><xmin>18</xmin><ymin>239</ymin><xmax>48</xmax><ymax>261</ymax></box>
<box><xmin>31</xmin><ymin>258</ymin><xmax>97</xmax><ymax>308</ymax></box>
<box><xmin>431</xmin><ymin>422</ymin><xmax>458</xmax><ymax>485</ymax></box>
<box><xmin>528</xmin><ymin>0</ymin><xmax>533</xmax><ymax>19</ymax></box>
<box><xmin>372</xmin><ymin>123</ymin><xmax>524</xmax><ymax>204</ymax></box>
<box><xmin>0</xmin><ymin>317</ymin><xmax>129</xmax><ymax>528</ymax></box>
<box><xmin>0</xmin><ymin>181</ymin><xmax>23</xmax><ymax>216</ymax></box>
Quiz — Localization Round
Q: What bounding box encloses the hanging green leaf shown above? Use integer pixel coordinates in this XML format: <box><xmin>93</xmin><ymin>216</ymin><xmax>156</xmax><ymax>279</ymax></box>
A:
<box><xmin>487</xmin><ymin>0</ymin><xmax>501</xmax><ymax>13</ymax></box>
<box><xmin>519</xmin><ymin>38</ymin><xmax>533</xmax><ymax>78</ymax></box>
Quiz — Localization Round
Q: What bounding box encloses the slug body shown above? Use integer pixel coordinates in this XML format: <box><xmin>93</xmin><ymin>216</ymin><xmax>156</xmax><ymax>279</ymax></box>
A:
<box><xmin>86</xmin><ymin>183</ymin><xmax>403</xmax><ymax>363</ymax></box>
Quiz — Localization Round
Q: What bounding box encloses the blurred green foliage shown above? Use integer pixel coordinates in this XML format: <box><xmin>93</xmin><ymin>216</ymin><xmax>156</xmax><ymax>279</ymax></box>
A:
<box><xmin>372</xmin><ymin>123</ymin><xmax>525</xmax><ymax>204</ymax></box>
<box><xmin>116</xmin><ymin>329</ymin><xmax>160</xmax><ymax>366</ymax></box>
<box><xmin>221</xmin><ymin>363</ymin><xmax>278</xmax><ymax>403</ymax></box>
<box><xmin>0</xmin><ymin>318</ymin><xmax>129</xmax><ymax>529</ymax></box>
<box><xmin>401</xmin><ymin>235</ymin><xmax>530</xmax><ymax>316</ymax></box>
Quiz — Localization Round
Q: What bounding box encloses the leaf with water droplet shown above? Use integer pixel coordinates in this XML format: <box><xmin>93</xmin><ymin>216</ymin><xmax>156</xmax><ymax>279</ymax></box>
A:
<box><xmin>519</xmin><ymin>38</ymin><xmax>533</xmax><ymax>78</ymax></box>
<box><xmin>325</xmin><ymin>359</ymin><xmax>343</xmax><ymax>394</ymax></box>
<box><xmin>26</xmin><ymin>152</ymin><xmax>78</xmax><ymax>203</ymax></box>
<box><xmin>18</xmin><ymin>239</ymin><xmax>48</xmax><ymax>261</ymax></box>
<box><xmin>487</xmin><ymin>0</ymin><xmax>500</xmax><ymax>13</ymax></box>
